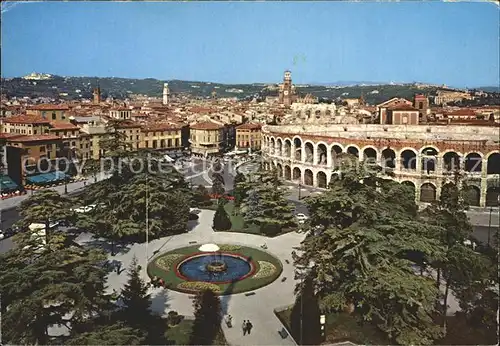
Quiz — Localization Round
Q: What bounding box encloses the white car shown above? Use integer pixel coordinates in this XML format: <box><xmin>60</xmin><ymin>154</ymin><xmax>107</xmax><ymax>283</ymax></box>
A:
<box><xmin>190</xmin><ymin>208</ymin><xmax>201</xmax><ymax>214</ymax></box>
<box><xmin>72</xmin><ymin>204</ymin><xmax>97</xmax><ymax>214</ymax></box>
<box><xmin>0</xmin><ymin>231</ymin><xmax>4</xmax><ymax>240</ymax></box>
<box><xmin>295</xmin><ymin>213</ymin><xmax>309</xmax><ymax>224</ymax></box>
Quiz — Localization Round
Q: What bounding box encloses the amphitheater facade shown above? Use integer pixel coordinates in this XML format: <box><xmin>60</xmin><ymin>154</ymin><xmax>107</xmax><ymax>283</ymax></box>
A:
<box><xmin>261</xmin><ymin>124</ymin><xmax>500</xmax><ymax>207</ymax></box>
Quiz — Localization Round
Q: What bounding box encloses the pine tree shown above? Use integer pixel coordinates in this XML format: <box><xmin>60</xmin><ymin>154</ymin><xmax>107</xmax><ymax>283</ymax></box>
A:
<box><xmin>194</xmin><ymin>184</ymin><xmax>212</xmax><ymax>207</ymax></box>
<box><xmin>233</xmin><ymin>172</ymin><xmax>248</xmax><ymax>207</ymax></box>
<box><xmin>189</xmin><ymin>289</ymin><xmax>222</xmax><ymax>345</ymax></box>
<box><xmin>294</xmin><ymin>158</ymin><xmax>444</xmax><ymax>345</ymax></box>
<box><xmin>290</xmin><ymin>277</ymin><xmax>322</xmax><ymax>345</ymax></box>
<box><xmin>212</xmin><ymin>202</ymin><xmax>232</xmax><ymax>231</ymax></box>
<box><xmin>66</xmin><ymin>323</ymin><xmax>146</xmax><ymax>345</ymax></box>
<box><xmin>120</xmin><ymin>256</ymin><xmax>151</xmax><ymax>328</ymax></box>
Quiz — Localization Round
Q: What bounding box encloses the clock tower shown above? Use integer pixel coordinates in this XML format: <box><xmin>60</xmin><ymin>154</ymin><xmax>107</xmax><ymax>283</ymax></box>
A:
<box><xmin>278</xmin><ymin>70</ymin><xmax>296</xmax><ymax>107</ymax></box>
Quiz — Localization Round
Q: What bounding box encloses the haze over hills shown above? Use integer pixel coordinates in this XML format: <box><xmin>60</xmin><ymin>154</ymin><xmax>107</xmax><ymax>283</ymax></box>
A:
<box><xmin>1</xmin><ymin>73</ymin><xmax>498</xmax><ymax>105</ymax></box>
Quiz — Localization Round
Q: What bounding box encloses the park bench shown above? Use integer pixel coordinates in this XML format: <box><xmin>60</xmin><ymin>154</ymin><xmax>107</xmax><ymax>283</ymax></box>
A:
<box><xmin>188</xmin><ymin>241</ymin><xmax>197</xmax><ymax>244</ymax></box>
<box><xmin>244</xmin><ymin>292</ymin><xmax>256</xmax><ymax>297</ymax></box>
<box><xmin>281</xmin><ymin>277</ymin><xmax>287</xmax><ymax>282</ymax></box>
<box><xmin>278</xmin><ymin>327</ymin><xmax>288</xmax><ymax>339</ymax></box>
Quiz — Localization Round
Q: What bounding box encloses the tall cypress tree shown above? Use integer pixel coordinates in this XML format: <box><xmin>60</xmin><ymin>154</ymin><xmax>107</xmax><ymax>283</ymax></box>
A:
<box><xmin>189</xmin><ymin>289</ymin><xmax>222</xmax><ymax>345</ymax></box>
<box><xmin>290</xmin><ymin>277</ymin><xmax>322</xmax><ymax>345</ymax></box>
<box><xmin>213</xmin><ymin>202</ymin><xmax>232</xmax><ymax>231</ymax></box>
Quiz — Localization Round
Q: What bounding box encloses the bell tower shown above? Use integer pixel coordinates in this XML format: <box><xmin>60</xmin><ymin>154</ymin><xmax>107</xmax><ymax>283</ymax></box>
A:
<box><xmin>93</xmin><ymin>84</ymin><xmax>101</xmax><ymax>104</ymax></box>
<box><xmin>163</xmin><ymin>83</ymin><xmax>169</xmax><ymax>105</ymax></box>
<box><xmin>279</xmin><ymin>70</ymin><xmax>295</xmax><ymax>107</ymax></box>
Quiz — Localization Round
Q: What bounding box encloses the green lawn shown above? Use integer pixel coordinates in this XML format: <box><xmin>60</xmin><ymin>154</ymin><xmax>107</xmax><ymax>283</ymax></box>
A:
<box><xmin>166</xmin><ymin>319</ymin><xmax>227</xmax><ymax>345</ymax></box>
<box><xmin>148</xmin><ymin>244</ymin><xmax>283</xmax><ymax>295</ymax></box>
<box><xmin>275</xmin><ymin>308</ymin><xmax>390</xmax><ymax>345</ymax></box>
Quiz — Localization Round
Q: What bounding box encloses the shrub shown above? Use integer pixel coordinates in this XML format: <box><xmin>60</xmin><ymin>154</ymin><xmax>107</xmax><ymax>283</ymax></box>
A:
<box><xmin>155</xmin><ymin>254</ymin><xmax>184</xmax><ymax>271</ymax></box>
<box><xmin>178</xmin><ymin>281</ymin><xmax>222</xmax><ymax>293</ymax></box>
<box><xmin>253</xmin><ymin>261</ymin><xmax>276</xmax><ymax>279</ymax></box>
<box><xmin>167</xmin><ymin>310</ymin><xmax>183</xmax><ymax>326</ymax></box>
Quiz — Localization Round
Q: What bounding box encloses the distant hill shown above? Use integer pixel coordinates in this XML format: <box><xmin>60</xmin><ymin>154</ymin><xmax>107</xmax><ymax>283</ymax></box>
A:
<box><xmin>2</xmin><ymin>74</ymin><xmax>494</xmax><ymax>105</ymax></box>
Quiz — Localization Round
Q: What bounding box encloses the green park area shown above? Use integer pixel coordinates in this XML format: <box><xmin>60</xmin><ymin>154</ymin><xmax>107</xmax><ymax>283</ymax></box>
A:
<box><xmin>165</xmin><ymin>319</ymin><xmax>227</xmax><ymax>345</ymax></box>
<box><xmin>147</xmin><ymin>244</ymin><xmax>283</xmax><ymax>295</ymax></box>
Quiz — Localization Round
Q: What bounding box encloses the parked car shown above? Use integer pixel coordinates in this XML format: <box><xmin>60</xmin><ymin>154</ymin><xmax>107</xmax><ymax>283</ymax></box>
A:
<box><xmin>295</xmin><ymin>213</ymin><xmax>309</xmax><ymax>224</ymax></box>
<box><xmin>72</xmin><ymin>204</ymin><xmax>97</xmax><ymax>214</ymax></box>
<box><xmin>189</xmin><ymin>208</ymin><xmax>201</xmax><ymax>214</ymax></box>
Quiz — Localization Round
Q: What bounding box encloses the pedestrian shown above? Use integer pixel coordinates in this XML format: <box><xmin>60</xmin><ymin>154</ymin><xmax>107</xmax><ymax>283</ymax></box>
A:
<box><xmin>242</xmin><ymin>320</ymin><xmax>248</xmax><ymax>336</ymax></box>
<box><xmin>83</xmin><ymin>181</ymin><xmax>87</xmax><ymax>187</ymax></box>
<box><xmin>116</xmin><ymin>261</ymin><xmax>122</xmax><ymax>274</ymax></box>
<box><xmin>246</xmin><ymin>320</ymin><xmax>253</xmax><ymax>335</ymax></box>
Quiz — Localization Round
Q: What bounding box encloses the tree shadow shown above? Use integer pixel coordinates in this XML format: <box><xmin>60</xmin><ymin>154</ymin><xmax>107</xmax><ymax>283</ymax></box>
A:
<box><xmin>76</xmin><ymin>234</ymin><xmax>131</xmax><ymax>256</ymax></box>
<box><xmin>150</xmin><ymin>288</ymin><xmax>171</xmax><ymax>316</ymax></box>
<box><xmin>187</xmin><ymin>219</ymin><xmax>200</xmax><ymax>232</ymax></box>
<box><xmin>219</xmin><ymin>256</ymin><xmax>253</xmax><ymax>324</ymax></box>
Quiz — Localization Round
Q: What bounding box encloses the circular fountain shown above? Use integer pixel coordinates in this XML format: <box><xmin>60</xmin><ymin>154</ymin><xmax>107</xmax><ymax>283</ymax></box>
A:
<box><xmin>175</xmin><ymin>243</ymin><xmax>254</xmax><ymax>283</ymax></box>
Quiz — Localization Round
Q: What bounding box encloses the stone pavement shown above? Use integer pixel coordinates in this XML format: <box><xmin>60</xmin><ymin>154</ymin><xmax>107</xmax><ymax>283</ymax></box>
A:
<box><xmin>79</xmin><ymin>209</ymin><xmax>303</xmax><ymax>346</ymax></box>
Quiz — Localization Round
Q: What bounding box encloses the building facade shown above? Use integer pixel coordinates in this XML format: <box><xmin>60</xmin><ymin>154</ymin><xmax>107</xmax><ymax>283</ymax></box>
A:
<box><xmin>189</xmin><ymin>121</ymin><xmax>225</xmax><ymax>157</ymax></box>
<box><xmin>261</xmin><ymin>124</ymin><xmax>500</xmax><ymax>207</ymax></box>
<box><xmin>236</xmin><ymin>123</ymin><xmax>262</xmax><ymax>150</ymax></box>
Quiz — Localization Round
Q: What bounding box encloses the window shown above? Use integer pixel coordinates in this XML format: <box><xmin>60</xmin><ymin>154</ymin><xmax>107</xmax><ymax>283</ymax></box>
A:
<box><xmin>145</xmin><ymin>141</ymin><xmax>149</xmax><ymax>148</ymax></box>
<box><xmin>52</xmin><ymin>113</ymin><xmax>56</xmax><ymax>120</ymax></box>
<box><xmin>40</xmin><ymin>146</ymin><xmax>46</xmax><ymax>152</ymax></box>
<box><xmin>136</xmin><ymin>135</ymin><xmax>139</xmax><ymax>140</ymax></box>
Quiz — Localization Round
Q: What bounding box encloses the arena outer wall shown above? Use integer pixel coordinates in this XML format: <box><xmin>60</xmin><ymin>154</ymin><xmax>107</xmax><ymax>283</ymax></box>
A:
<box><xmin>261</xmin><ymin>124</ymin><xmax>500</xmax><ymax>207</ymax></box>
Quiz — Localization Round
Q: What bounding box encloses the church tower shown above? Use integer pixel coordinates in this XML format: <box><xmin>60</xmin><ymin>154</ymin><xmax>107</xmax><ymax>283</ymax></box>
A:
<box><xmin>278</xmin><ymin>70</ymin><xmax>295</xmax><ymax>107</ymax></box>
<box><xmin>93</xmin><ymin>85</ymin><xmax>101</xmax><ymax>104</ymax></box>
<box><xmin>163</xmin><ymin>83</ymin><xmax>169</xmax><ymax>105</ymax></box>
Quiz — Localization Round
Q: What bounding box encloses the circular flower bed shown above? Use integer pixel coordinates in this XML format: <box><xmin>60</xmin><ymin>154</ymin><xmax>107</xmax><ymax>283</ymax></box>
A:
<box><xmin>147</xmin><ymin>244</ymin><xmax>283</xmax><ymax>295</ymax></box>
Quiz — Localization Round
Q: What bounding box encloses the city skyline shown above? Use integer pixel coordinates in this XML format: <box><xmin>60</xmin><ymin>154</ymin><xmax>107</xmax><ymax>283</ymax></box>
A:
<box><xmin>1</xmin><ymin>1</ymin><xmax>499</xmax><ymax>88</ymax></box>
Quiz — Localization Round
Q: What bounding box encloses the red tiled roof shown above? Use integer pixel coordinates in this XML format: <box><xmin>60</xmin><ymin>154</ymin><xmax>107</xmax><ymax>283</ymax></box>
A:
<box><xmin>3</xmin><ymin>115</ymin><xmax>51</xmax><ymax>124</ymax></box>
<box><xmin>116</xmin><ymin>121</ymin><xmax>141</xmax><ymax>129</ymax></box>
<box><xmin>110</xmin><ymin>107</ymin><xmax>130</xmax><ymax>111</ymax></box>
<box><xmin>189</xmin><ymin>107</ymin><xmax>214</xmax><ymax>114</ymax></box>
<box><xmin>0</xmin><ymin>133</ymin><xmax>19</xmax><ymax>139</ymax></box>
<box><xmin>27</xmin><ymin>104</ymin><xmax>70</xmax><ymax>111</ymax></box>
<box><xmin>142</xmin><ymin>122</ymin><xmax>182</xmax><ymax>132</ymax></box>
<box><xmin>49</xmin><ymin>121</ymin><xmax>80</xmax><ymax>130</ymax></box>
<box><xmin>444</xmin><ymin>109</ymin><xmax>476</xmax><ymax>116</ymax></box>
<box><xmin>388</xmin><ymin>104</ymin><xmax>418</xmax><ymax>111</ymax></box>
<box><xmin>190</xmin><ymin>121</ymin><xmax>224</xmax><ymax>130</ymax></box>
<box><xmin>7</xmin><ymin>134</ymin><xmax>61</xmax><ymax>143</ymax></box>
<box><xmin>236</xmin><ymin>123</ymin><xmax>262</xmax><ymax>130</ymax></box>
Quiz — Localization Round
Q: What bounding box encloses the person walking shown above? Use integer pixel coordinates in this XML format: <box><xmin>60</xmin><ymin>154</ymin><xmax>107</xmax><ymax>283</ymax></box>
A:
<box><xmin>246</xmin><ymin>320</ymin><xmax>253</xmax><ymax>335</ymax></box>
<box><xmin>242</xmin><ymin>320</ymin><xmax>248</xmax><ymax>336</ymax></box>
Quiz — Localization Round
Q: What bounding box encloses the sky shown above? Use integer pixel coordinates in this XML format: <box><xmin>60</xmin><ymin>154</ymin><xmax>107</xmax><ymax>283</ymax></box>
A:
<box><xmin>1</xmin><ymin>1</ymin><xmax>499</xmax><ymax>87</ymax></box>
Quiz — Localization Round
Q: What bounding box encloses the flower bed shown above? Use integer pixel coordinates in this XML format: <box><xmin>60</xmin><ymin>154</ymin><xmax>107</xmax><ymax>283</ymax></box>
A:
<box><xmin>253</xmin><ymin>261</ymin><xmax>277</xmax><ymax>279</ymax></box>
<box><xmin>147</xmin><ymin>244</ymin><xmax>283</xmax><ymax>295</ymax></box>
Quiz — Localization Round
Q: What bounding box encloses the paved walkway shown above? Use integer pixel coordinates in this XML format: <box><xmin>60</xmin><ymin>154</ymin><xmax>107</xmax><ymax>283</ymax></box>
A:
<box><xmin>77</xmin><ymin>209</ymin><xmax>302</xmax><ymax>346</ymax></box>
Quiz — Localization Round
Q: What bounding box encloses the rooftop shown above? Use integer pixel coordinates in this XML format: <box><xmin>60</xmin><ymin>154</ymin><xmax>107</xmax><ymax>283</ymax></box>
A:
<box><xmin>7</xmin><ymin>134</ymin><xmax>62</xmax><ymax>143</ymax></box>
<box><xmin>27</xmin><ymin>104</ymin><xmax>70</xmax><ymax>111</ymax></box>
<box><xmin>236</xmin><ymin>123</ymin><xmax>262</xmax><ymax>130</ymax></box>
<box><xmin>3</xmin><ymin>115</ymin><xmax>51</xmax><ymax>124</ymax></box>
<box><xmin>191</xmin><ymin>121</ymin><xmax>224</xmax><ymax>130</ymax></box>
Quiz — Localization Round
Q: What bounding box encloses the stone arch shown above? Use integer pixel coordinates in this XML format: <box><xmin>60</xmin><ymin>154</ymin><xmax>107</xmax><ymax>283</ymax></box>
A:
<box><xmin>317</xmin><ymin>171</ymin><xmax>327</xmax><ymax>188</ymax></box>
<box><xmin>400</xmin><ymin>149</ymin><xmax>417</xmax><ymax>170</ymax></box>
<box><xmin>284</xmin><ymin>165</ymin><xmax>291</xmax><ymax>180</ymax></box>
<box><xmin>284</xmin><ymin>139</ymin><xmax>292</xmax><ymax>158</ymax></box>
<box><xmin>346</xmin><ymin>145</ymin><xmax>360</xmax><ymax>158</ymax></box>
<box><xmin>486</xmin><ymin>152</ymin><xmax>500</xmax><ymax>175</ymax></box>
<box><xmin>293</xmin><ymin>137</ymin><xmax>302</xmax><ymax>161</ymax></box>
<box><xmin>464</xmin><ymin>184</ymin><xmax>480</xmax><ymax>207</ymax></box>
<box><xmin>270</xmin><ymin>137</ymin><xmax>276</xmax><ymax>156</ymax></box>
<box><xmin>331</xmin><ymin>144</ymin><xmax>344</xmax><ymax>168</ymax></box>
<box><xmin>276</xmin><ymin>163</ymin><xmax>283</xmax><ymax>178</ymax></box>
<box><xmin>486</xmin><ymin>186</ymin><xmax>500</xmax><ymax>207</ymax></box>
<box><xmin>276</xmin><ymin>138</ymin><xmax>283</xmax><ymax>157</ymax></box>
<box><xmin>401</xmin><ymin>180</ymin><xmax>416</xmax><ymax>200</ymax></box>
<box><xmin>304</xmin><ymin>169</ymin><xmax>314</xmax><ymax>186</ymax></box>
<box><xmin>421</xmin><ymin>147</ymin><xmax>438</xmax><ymax>173</ymax></box>
<box><xmin>465</xmin><ymin>152</ymin><xmax>482</xmax><ymax>173</ymax></box>
<box><xmin>304</xmin><ymin>141</ymin><xmax>314</xmax><ymax>164</ymax></box>
<box><xmin>381</xmin><ymin>148</ymin><xmax>396</xmax><ymax>169</ymax></box>
<box><xmin>317</xmin><ymin>143</ymin><xmax>328</xmax><ymax>165</ymax></box>
<box><xmin>292</xmin><ymin>167</ymin><xmax>301</xmax><ymax>181</ymax></box>
<box><xmin>420</xmin><ymin>182</ymin><xmax>437</xmax><ymax>202</ymax></box>
<box><xmin>363</xmin><ymin>147</ymin><xmax>378</xmax><ymax>163</ymax></box>
<box><xmin>443</xmin><ymin>151</ymin><xmax>461</xmax><ymax>172</ymax></box>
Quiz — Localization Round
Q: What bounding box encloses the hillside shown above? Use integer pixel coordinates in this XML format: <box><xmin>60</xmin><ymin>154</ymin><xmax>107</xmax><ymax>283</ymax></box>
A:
<box><xmin>0</xmin><ymin>74</ymin><xmax>481</xmax><ymax>105</ymax></box>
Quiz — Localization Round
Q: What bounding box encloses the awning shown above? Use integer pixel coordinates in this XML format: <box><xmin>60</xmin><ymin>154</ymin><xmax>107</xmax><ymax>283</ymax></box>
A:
<box><xmin>0</xmin><ymin>175</ymin><xmax>20</xmax><ymax>192</ymax></box>
<box><xmin>27</xmin><ymin>171</ymin><xmax>69</xmax><ymax>185</ymax></box>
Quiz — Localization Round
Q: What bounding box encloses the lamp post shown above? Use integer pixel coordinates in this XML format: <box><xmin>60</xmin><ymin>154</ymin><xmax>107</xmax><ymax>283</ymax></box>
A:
<box><xmin>487</xmin><ymin>207</ymin><xmax>492</xmax><ymax>246</ymax></box>
<box><xmin>320</xmin><ymin>314</ymin><xmax>326</xmax><ymax>341</ymax></box>
<box><xmin>298</xmin><ymin>182</ymin><xmax>302</xmax><ymax>200</ymax></box>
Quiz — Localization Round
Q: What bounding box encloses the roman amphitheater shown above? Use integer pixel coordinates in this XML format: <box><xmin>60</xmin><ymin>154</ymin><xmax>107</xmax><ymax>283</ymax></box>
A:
<box><xmin>261</xmin><ymin>124</ymin><xmax>500</xmax><ymax>207</ymax></box>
